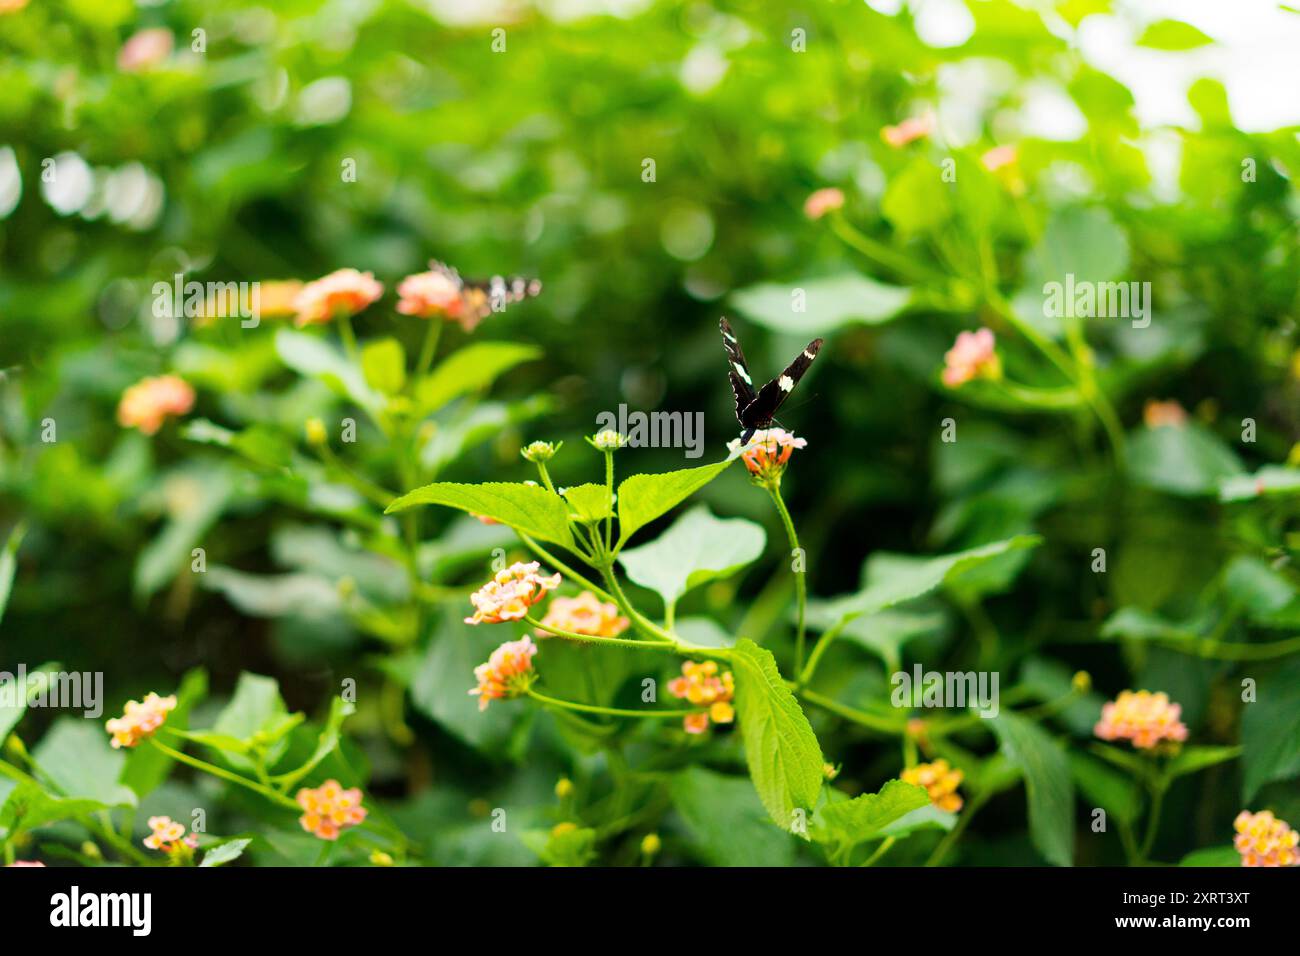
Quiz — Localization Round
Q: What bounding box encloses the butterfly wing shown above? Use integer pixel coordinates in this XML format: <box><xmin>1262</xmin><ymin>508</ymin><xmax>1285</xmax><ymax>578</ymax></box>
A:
<box><xmin>719</xmin><ymin>317</ymin><xmax>758</xmax><ymax>423</ymax></box>
<box><xmin>741</xmin><ymin>337</ymin><xmax>823</xmax><ymax>429</ymax></box>
<box><xmin>429</xmin><ymin>261</ymin><xmax>542</xmax><ymax>321</ymax></box>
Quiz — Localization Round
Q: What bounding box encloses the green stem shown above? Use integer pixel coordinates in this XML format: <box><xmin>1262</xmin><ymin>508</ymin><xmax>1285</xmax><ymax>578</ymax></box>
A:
<box><xmin>337</xmin><ymin>312</ymin><xmax>359</xmax><ymax>364</ymax></box>
<box><xmin>1157</xmin><ymin>633</ymin><xmax>1300</xmax><ymax>661</ymax></box>
<box><xmin>525</xmin><ymin>615</ymin><xmax>676</xmax><ymax>650</ymax></box>
<box><xmin>603</xmin><ymin>450</ymin><xmax>615</xmax><ymax>554</ymax></box>
<box><xmin>1139</xmin><ymin>780</ymin><xmax>1167</xmax><ymax>863</ymax></box>
<box><xmin>150</xmin><ymin>737</ymin><xmax>300</xmax><ymax>811</ymax></box>
<box><xmin>860</xmin><ymin>836</ymin><xmax>897</xmax><ymax>867</ymax></box>
<box><xmin>926</xmin><ymin>790</ymin><xmax>990</xmax><ymax>866</ymax></box>
<box><xmin>769</xmin><ymin>484</ymin><xmax>808</xmax><ymax>682</ymax></box>
<box><xmin>800</xmin><ymin>619</ymin><xmax>848</xmax><ymax>687</ymax></box>
<box><xmin>798</xmin><ymin>688</ymin><xmax>905</xmax><ymax>734</ymax></box>
<box><xmin>828</xmin><ymin>213</ymin><xmax>947</xmax><ymax>286</ymax></box>
<box><xmin>416</xmin><ymin>319</ymin><xmax>442</xmax><ymax>378</ymax></box>
<box><xmin>526</xmin><ymin>687</ymin><xmax>701</xmax><ymax>720</ymax></box>
<box><xmin>518</xmin><ymin>533</ymin><xmax>614</xmax><ymax>603</ymax></box>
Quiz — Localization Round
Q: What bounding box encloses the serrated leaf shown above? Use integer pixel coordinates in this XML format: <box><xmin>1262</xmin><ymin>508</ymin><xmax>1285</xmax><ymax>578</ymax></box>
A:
<box><xmin>990</xmin><ymin>713</ymin><xmax>1074</xmax><ymax>866</ymax></box>
<box><xmin>812</xmin><ymin>779</ymin><xmax>930</xmax><ymax>847</ymax></box>
<box><xmin>615</xmin><ymin>457</ymin><xmax>735</xmax><ymax>547</ymax></box>
<box><xmin>387</xmin><ymin>481</ymin><xmax>575</xmax><ymax>549</ymax></box>
<box><xmin>618</xmin><ymin>505</ymin><xmax>765</xmax><ymax>608</ymax></box>
<box><xmin>732</xmin><ymin>638</ymin><xmax>824</xmax><ymax>833</ymax></box>
<box><xmin>200</xmin><ymin>838</ymin><xmax>253</xmax><ymax>867</ymax></box>
<box><xmin>561</xmin><ymin>483</ymin><xmax>613</xmax><ymax>522</ymax></box>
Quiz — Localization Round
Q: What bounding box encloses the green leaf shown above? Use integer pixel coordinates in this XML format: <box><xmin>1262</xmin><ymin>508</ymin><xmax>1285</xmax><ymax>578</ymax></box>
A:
<box><xmin>1137</xmin><ymin>19</ymin><xmax>1215</xmax><ymax>51</ymax></box>
<box><xmin>275</xmin><ymin>328</ymin><xmax>382</xmax><ymax>414</ymax></box>
<box><xmin>0</xmin><ymin>522</ymin><xmax>24</xmax><ymax>626</ymax></box>
<box><xmin>561</xmin><ymin>483</ymin><xmax>613</xmax><ymax>522</ymax></box>
<box><xmin>275</xmin><ymin>696</ymin><xmax>356</xmax><ymax>788</ymax></box>
<box><xmin>1023</xmin><ymin>205</ymin><xmax>1130</xmax><ymax>289</ymax></box>
<box><xmin>387</xmin><ymin>481</ymin><xmax>575</xmax><ymax>550</ymax></box>
<box><xmin>200</xmin><ymin>838</ymin><xmax>253</xmax><ymax>867</ymax></box>
<box><xmin>31</xmin><ymin>719</ymin><xmax>137</xmax><ymax>808</ymax></box>
<box><xmin>415</xmin><ymin>342</ymin><xmax>540</xmax><ymax>413</ymax></box>
<box><xmin>732</xmin><ymin>638</ymin><xmax>824</xmax><ymax>833</ymax></box>
<box><xmin>618</xmin><ymin>505</ymin><xmax>766</xmax><ymax>608</ymax></box>
<box><xmin>1241</xmin><ymin>657</ymin><xmax>1300</xmax><ymax>801</ymax></box>
<box><xmin>121</xmin><ymin>669</ymin><xmax>208</xmax><ymax>799</ymax></box>
<box><xmin>360</xmin><ymin>338</ymin><xmax>406</xmax><ymax>395</ymax></box>
<box><xmin>811</xmin><ymin>779</ymin><xmax>930</xmax><ymax>847</ymax></box>
<box><xmin>1129</xmin><ymin>424</ymin><xmax>1243</xmax><ymax>497</ymax></box>
<box><xmin>1166</xmin><ymin>745</ymin><xmax>1241</xmax><ymax>780</ymax></box>
<box><xmin>1068</xmin><ymin>752</ymin><xmax>1142</xmax><ymax>826</ymax></box>
<box><xmin>731</xmin><ymin>273</ymin><xmax>911</xmax><ymax>336</ymax></box>
<box><xmin>200</xmin><ymin>567</ymin><xmax>341</xmax><ymax>620</ymax></box>
<box><xmin>1179</xmin><ymin>846</ymin><xmax>1240</xmax><ymax>867</ymax></box>
<box><xmin>1223</xmin><ymin>556</ymin><xmax>1298</xmax><ymax>625</ymax></box>
<box><xmin>211</xmin><ymin>673</ymin><xmax>291</xmax><ymax>771</ymax></box>
<box><xmin>0</xmin><ymin>661</ymin><xmax>60</xmax><ymax>743</ymax></box>
<box><xmin>670</xmin><ymin>767</ymin><xmax>795</xmax><ymax>866</ymax></box>
<box><xmin>990</xmin><ymin>713</ymin><xmax>1074</xmax><ymax>865</ymax></box>
<box><xmin>520</xmin><ymin>826</ymin><xmax>597</xmax><ymax>866</ymax></box>
<box><xmin>615</xmin><ymin>458</ymin><xmax>735</xmax><ymax>547</ymax></box>
<box><xmin>134</xmin><ymin>467</ymin><xmax>235</xmax><ymax>600</ymax></box>
<box><xmin>880</xmin><ymin>803</ymin><xmax>958</xmax><ymax>837</ymax></box>
<box><xmin>882</xmin><ymin>157</ymin><xmax>952</xmax><ymax>234</ymax></box>
<box><xmin>815</xmin><ymin>536</ymin><xmax>1042</xmax><ymax>626</ymax></box>
<box><xmin>0</xmin><ymin>782</ymin><xmax>108</xmax><ymax>833</ymax></box>
<box><xmin>1220</xmin><ymin>466</ymin><xmax>1300</xmax><ymax>502</ymax></box>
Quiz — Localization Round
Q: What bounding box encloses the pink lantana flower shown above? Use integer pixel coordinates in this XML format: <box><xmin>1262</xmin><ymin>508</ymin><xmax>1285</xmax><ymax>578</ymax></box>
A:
<box><xmin>117</xmin><ymin>375</ymin><xmax>195</xmax><ymax>435</ymax></box>
<box><xmin>470</xmin><ymin>636</ymin><xmax>539</xmax><ymax>711</ymax></box>
<box><xmin>1234</xmin><ymin>810</ymin><xmax>1300</xmax><ymax>867</ymax></box>
<box><xmin>941</xmin><ymin>328</ymin><xmax>1001</xmax><ymax>388</ymax></box>
<box><xmin>292</xmin><ymin>269</ymin><xmax>383</xmax><ymax>327</ymax></box>
<box><xmin>465</xmin><ymin>562</ymin><xmax>562</xmax><ymax>625</ymax></box>
<box><xmin>881</xmin><ymin>113</ymin><xmax>934</xmax><ymax>148</ymax></box>
<box><xmin>803</xmin><ymin>187</ymin><xmax>845</xmax><ymax>220</ymax></box>
<box><xmin>1094</xmin><ymin>690</ymin><xmax>1189</xmax><ymax>750</ymax></box>
<box><xmin>118</xmin><ymin>28</ymin><xmax>173</xmax><ymax>72</ymax></box>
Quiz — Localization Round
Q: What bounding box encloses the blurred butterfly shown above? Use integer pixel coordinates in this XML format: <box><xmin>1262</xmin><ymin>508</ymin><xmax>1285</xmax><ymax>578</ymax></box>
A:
<box><xmin>719</xmin><ymin>316</ymin><xmax>822</xmax><ymax>445</ymax></box>
<box><xmin>431</xmin><ymin>260</ymin><xmax>542</xmax><ymax>325</ymax></box>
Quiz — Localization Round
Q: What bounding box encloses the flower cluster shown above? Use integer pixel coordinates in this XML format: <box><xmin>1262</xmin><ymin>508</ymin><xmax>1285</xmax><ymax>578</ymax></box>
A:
<box><xmin>105</xmin><ymin>692</ymin><xmax>177</xmax><ymax>749</ymax></box>
<box><xmin>1233</xmin><ymin>810</ymin><xmax>1300</xmax><ymax>867</ymax></box>
<box><xmin>465</xmin><ymin>562</ymin><xmax>562</xmax><ymax>625</ymax></box>
<box><xmin>591</xmin><ymin>429</ymin><xmax>627</xmax><ymax>451</ymax></box>
<box><xmin>143</xmin><ymin>816</ymin><xmax>198</xmax><ymax>855</ymax></box>
<box><xmin>727</xmin><ymin>428</ymin><xmax>807</xmax><ymax>483</ymax></box>
<box><xmin>293</xmin><ymin>268</ymin><xmax>383</xmax><ymax>327</ymax></box>
<box><xmin>470</xmin><ymin>636</ymin><xmax>538</xmax><ymax>711</ymax></box>
<box><xmin>881</xmin><ymin>113</ymin><xmax>933</xmax><ymax>148</ymax></box>
<box><xmin>804</xmin><ymin>187</ymin><xmax>845</xmax><ymax>220</ymax></box>
<box><xmin>117</xmin><ymin>375</ymin><xmax>195</xmax><ymax>435</ymax></box>
<box><xmin>536</xmin><ymin>591</ymin><xmax>629</xmax><ymax>639</ymax></box>
<box><xmin>1143</xmin><ymin>399</ymin><xmax>1188</xmax><ymax>428</ymax></box>
<box><xmin>942</xmin><ymin>328</ymin><xmax>1001</xmax><ymax>388</ymax></box>
<box><xmin>902</xmin><ymin>759</ymin><xmax>964</xmax><ymax>813</ymax></box>
<box><xmin>520</xmin><ymin>440</ymin><xmax>560</xmax><ymax>463</ymax></box>
<box><xmin>396</xmin><ymin>268</ymin><xmax>476</xmax><ymax>328</ymax></box>
<box><xmin>1094</xmin><ymin>690</ymin><xmax>1188</xmax><ymax>750</ymax></box>
<box><xmin>667</xmin><ymin>660</ymin><xmax>735</xmax><ymax>734</ymax></box>
<box><xmin>296</xmin><ymin>780</ymin><xmax>368</xmax><ymax>841</ymax></box>
<box><xmin>118</xmin><ymin>28</ymin><xmax>172</xmax><ymax>72</ymax></box>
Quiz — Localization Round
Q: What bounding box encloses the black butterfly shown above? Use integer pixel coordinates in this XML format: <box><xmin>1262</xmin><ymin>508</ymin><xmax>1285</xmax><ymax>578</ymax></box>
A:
<box><xmin>431</xmin><ymin>260</ymin><xmax>542</xmax><ymax>322</ymax></box>
<box><xmin>719</xmin><ymin>316</ymin><xmax>823</xmax><ymax>445</ymax></box>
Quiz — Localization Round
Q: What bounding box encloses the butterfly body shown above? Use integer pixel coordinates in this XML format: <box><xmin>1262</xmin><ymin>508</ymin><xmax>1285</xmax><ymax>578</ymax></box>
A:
<box><xmin>719</xmin><ymin>316</ymin><xmax>822</xmax><ymax>444</ymax></box>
